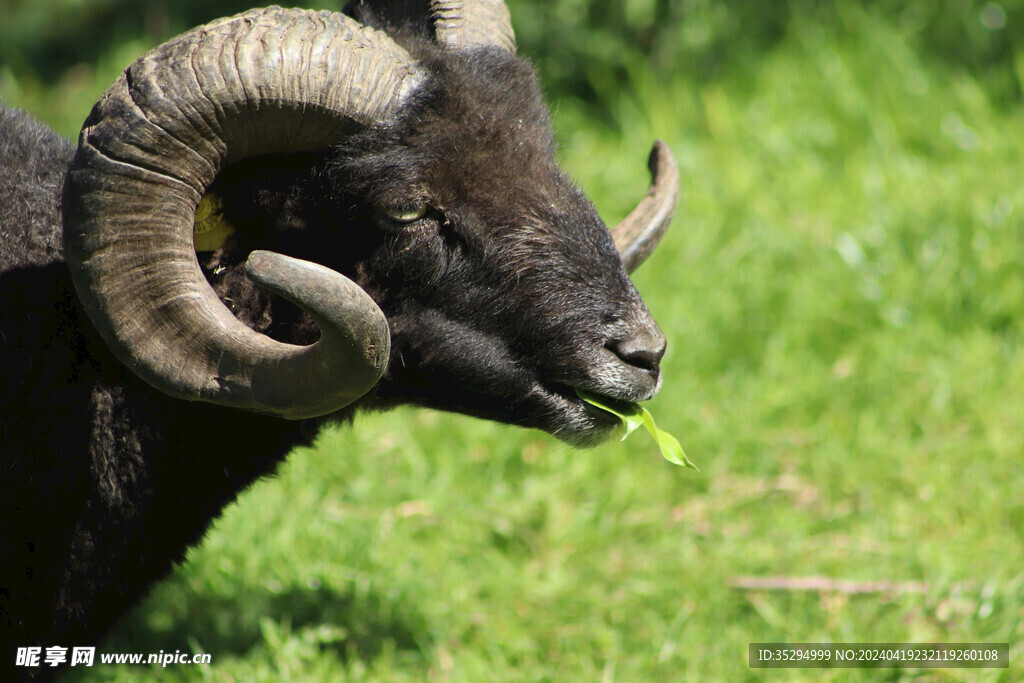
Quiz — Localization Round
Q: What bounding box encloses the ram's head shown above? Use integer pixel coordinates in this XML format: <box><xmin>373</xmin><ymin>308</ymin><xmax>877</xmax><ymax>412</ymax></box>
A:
<box><xmin>63</xmin><ymin>2</ymin><xmax>677</xmax><ymax>446</ymax></box>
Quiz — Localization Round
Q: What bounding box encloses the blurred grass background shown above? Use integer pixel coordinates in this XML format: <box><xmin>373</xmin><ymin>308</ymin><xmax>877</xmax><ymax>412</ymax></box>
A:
<box><xmin>4</xmin><ymin>0</ymin><xmax>1023</xmax><ymax>680</ymax></box>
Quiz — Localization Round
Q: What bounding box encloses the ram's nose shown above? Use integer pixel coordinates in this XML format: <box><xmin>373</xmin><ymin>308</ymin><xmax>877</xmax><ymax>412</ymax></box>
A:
<box><xmin>608</xmin><ymin>321</ymin><xmax>666</xmax><ymax>377</ymax></box>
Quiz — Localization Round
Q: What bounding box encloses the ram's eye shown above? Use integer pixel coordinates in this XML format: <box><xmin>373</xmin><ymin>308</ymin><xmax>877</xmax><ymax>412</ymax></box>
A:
<box><xmin>383</xmin><ymin>202</ymin><xmax>428</xmax><ymax>223</ymax></box>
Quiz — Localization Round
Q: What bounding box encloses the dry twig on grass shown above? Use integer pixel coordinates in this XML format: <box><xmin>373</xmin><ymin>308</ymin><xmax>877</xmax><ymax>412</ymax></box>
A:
<box><xmin>728</xmin><ymin>576</ymin><xmax>930</xmax><ymax>595</ymax></box>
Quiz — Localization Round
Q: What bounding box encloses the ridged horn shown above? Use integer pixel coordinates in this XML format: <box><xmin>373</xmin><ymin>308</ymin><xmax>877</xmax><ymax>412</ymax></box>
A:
<box><xmin>612</xmin><ymin>140</ymin><xmax>679</xmax><ymax>273</ymax></box>
<box><xmin>63</xmin><ymin>7</ymin><xmax>425</xmax><ymax>419</ymax></box>
<box><xmin>430</xmin><ymin>0</ymin><xmax>516</xmax><ymax>52</ymax></box>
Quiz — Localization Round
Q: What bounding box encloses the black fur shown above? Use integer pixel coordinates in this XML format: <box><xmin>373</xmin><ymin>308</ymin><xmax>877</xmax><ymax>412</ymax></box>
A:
<box><xmin>1</xmin><ymin>106</ymin><xmax>324</xmax><ymax>678</ymax></box>
<box><xmin>1</xmin><ymin>24</ymin><xmax>660</xmax><ymax>679</ymax></box>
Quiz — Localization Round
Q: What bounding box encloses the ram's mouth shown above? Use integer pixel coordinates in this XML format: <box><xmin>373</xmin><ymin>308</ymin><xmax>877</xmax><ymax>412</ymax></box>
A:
<box><xmin>534</xmin><ymin>382</ymin><xmax>624</xmax><ymax>446</ymax></box>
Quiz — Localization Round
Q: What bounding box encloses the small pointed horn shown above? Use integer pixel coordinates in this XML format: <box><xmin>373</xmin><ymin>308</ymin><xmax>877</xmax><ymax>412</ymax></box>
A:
<box><xmin>611</xmin><ymin>140</ymin><xmax>679</xmax><ymax>273</ymax></box>
<box><xmin>431</xmin><ymin>0</ymin><xmax>516</xmax><ymax>52</ymax></box>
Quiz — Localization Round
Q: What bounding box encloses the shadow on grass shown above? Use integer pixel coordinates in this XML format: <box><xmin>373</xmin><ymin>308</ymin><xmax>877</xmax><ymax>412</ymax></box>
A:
<box><xmin>94</xmin><ymin>582</ymin><xmax>428</xmax><ymax>665</ymax></box>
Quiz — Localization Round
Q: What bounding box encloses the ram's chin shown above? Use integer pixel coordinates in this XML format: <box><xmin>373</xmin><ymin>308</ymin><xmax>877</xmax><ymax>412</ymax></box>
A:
<box><xmin>552</xmin><ymin>421</ymin><xmax>620</xmax><ymax>448</ymax></box>
<box><xmin>533</xmin><ymin>383</ymin><xmax>622</xmax><ymax>448</ymax></box>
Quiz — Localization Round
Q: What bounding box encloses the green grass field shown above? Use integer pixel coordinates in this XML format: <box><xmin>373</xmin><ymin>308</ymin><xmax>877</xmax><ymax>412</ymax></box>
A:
<box><xmin>4</xmin><ymin>3</ymin><xmax>1022</xmax><ymax>681</ymax></box>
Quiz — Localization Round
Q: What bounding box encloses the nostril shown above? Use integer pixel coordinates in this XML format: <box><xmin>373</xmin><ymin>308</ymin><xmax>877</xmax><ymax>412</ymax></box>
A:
<box><xmin>616</xmin><ymin>345</ymin><xmax>664</xmax><ymax>372</ymax></box>
<box><xmin>608</xmin><ymin>330</ymin><xmax>666</xmax><ymax>373</ymax></box>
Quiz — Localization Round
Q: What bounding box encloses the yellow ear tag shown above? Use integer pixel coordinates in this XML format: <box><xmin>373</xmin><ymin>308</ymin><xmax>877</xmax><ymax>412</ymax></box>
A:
<box><xmin>193</xmin><ymin>193</ymin><xmax>236</xmax><ymax>251</ymax></box>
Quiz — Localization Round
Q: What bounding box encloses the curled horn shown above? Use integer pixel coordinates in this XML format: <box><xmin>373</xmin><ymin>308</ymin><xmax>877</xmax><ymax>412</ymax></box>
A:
<box><xmin>63</xmin><ymin>8</ymin><xmax>424</xmax><ymax>419</ymax></box>
<box><xmin>611</xmin><ymin>141</ymin><xmax>680</xmax><ymax>273</ymax></box>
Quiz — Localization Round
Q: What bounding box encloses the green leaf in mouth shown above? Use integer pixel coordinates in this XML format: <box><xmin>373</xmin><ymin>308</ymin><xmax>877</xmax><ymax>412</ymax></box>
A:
<box><xmin>575</xmin><ymin>390</ymin><xmax>698</xmax><ymax>470</ymax></box>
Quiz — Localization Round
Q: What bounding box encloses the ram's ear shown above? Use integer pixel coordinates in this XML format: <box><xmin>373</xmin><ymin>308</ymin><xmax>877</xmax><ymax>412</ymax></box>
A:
<box><xmin>193</xmin><ymin>193</ymin><xmax>237</xmax><ymax>252</ymax></box>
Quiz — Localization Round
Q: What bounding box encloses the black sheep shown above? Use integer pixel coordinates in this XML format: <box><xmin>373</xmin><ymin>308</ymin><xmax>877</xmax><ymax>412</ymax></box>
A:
<box><xmin>0</xmin><ymin>2</ymin><xmax>678</xmax><ymax>675</ymax></box>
